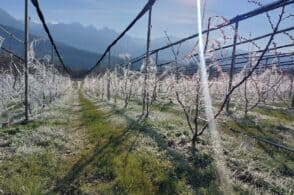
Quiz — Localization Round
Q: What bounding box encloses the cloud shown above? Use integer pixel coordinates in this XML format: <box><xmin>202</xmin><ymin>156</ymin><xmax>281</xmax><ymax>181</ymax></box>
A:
<box><xmin>173</xmin><ymin>14</ymin><xmax>197</xmax><ymax>24</ymax></box>
<box><xmin>171</xmin><ymin>0</ymin><xmax>196</xmax><ymax>7</ymax></box>
<box><xmin>179</xmin><ymin>0</ymin><xmax>196</xmax><ymax>6</ymax></box>
<box><xmin>158</xmin><ymin>11</ymin><xmax>197</xmax><ymax>25</ymax></box>
<box><xmin>174</xmin><ymin>18</ymin><xmax>195</xmax><ymax>24</ymax></box>
<box><xmin>175</xmin><ymin>0</ymin><xmax>214</xmax><ymax>8</ymax></box>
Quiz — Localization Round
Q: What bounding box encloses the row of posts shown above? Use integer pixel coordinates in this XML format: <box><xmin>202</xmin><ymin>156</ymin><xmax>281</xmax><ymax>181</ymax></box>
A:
<box><xmin>23</xmin><ymin>0</ymin><xmax>237</xmax><ymax>123</ymax></box>
<box><xmin>104</xmin><ymin>3</ymin><xmax>238</xmax><ymax>115</ymax></box>
<box><xmin>105</xmin><ymin>4</ymin><xmax>154</xmax><ymax>118</ymax></box>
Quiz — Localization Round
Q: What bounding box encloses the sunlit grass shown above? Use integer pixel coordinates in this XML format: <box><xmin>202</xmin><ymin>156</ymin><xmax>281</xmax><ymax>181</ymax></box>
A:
<box><xmin>69</xmin><ymin>93</ymin><xmax>191</xmax><ymax>194</ymax></box>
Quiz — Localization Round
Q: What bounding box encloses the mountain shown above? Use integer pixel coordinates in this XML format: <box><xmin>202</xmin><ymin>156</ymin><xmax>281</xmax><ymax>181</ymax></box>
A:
<box><xmin>31</xmin><ymin>23</ymin><xmax>148</xmax><ymax>58</ymax></box>
<box><xmin>0</xmin><ymin>8</ymin><xmax>195</xmax><ymax>61</ymax></box>
<box><xmin>0</xmin><ymin>25</ymin><xmax>122</xmax><ymax>77</ymax></box>
<box><xmin>0</xmin><ymin>8</ymin><xmax>23</xmax><ymax>30</ymax></box>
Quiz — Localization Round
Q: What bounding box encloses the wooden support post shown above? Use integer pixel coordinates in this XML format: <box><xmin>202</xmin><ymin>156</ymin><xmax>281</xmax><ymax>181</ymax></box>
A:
<box><xmin>114</xmin><ymin>64</ymin><xmax>118</xmax><ymax>104</ymax></box>
<box><xmin>204</xmin><ymin>17</ymin><xmax>211</xmax><ymax>54</ymax></box>
<box><xmin>107</xmin><ymin>50</ymin><xmax>111</xmax><ymax>101</ymax></box>
<box><xmin>50</xmin><ymin>45</ymin><xmax>54</xmax><ymax>102</ymax></box>
<box><xmin>291</xmin><ymin>94</ymin><xmax>294</xmax><ymax>109</ymax></box>
<box><xmin>142</xmin><ymin>6</ymin><xmax>153</xmax><ymax>117</ymax></box>
<box><xmin>226</xmin><ymin>21</ymin><xmax>239</xmax><ymax>113</ymax></box>
<box><xmin>51</xmin><ymin>44</ymin><xmax>54</xmax><ymax>64</ymax></box>
<box><xmin>155</xmin><ymin>51</ymin><xmax>159</xmax><ymax>66</ymax></box>
<box><xmin>291</xmin><ymin>57</ymin><xmax>294</xmax><ymax>108</ymax></box>
<box><xmin>24</xmin><ymin>0</ymin><xmax>29</xmax><ymax>123</ymax></box>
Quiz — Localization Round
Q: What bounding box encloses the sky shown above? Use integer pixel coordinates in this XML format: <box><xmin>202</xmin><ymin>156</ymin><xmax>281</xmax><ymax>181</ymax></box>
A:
<box><xmin>0</xmin><ymin>0</ymin><xmax>293</xmax><ymax>45</ymax></box>
<box><xmin>0</xmin><ymin>0</ymin><xmax>278</xmax><ymax>36</ymax></box>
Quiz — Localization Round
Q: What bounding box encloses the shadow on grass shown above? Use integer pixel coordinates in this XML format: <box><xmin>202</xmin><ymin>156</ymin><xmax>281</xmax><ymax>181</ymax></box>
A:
<box><xmin>51</xmin><ymin>97</ymin><xmax>221</xmax><ymax>194</ymax></box>
<box><xmin>107</xmin><ymin>104</ymin><xmax>221</xmax><ymax>194</ymax></box>
<box><xmin>227</xmin><ymin>114</ymin><xmax>268</xmax><ymax>137</ymax></box>
<box><xmin>50</xmin><ymin>113</ymin><xmax>134</xmax><ymax>194</ymax></box>
<box><xmin>225</xmin><ymin>114</ymin><xmax>294</xmax><ymax>191</ymax></box>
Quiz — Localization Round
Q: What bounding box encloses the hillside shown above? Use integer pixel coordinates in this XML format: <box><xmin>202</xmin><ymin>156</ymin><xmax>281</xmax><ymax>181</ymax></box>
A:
<box><xmin>0</xmin><ymin>25</ymin><xmax>123</xmax><ymax>76</ymax></box>
<box><xmin>0</xmin><ymin>8</ymin><xmax>195</xmax><ymax>60</ymax></box>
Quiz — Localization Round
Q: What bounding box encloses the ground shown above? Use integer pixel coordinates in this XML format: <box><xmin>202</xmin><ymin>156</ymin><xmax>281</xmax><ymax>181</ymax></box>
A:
<box><xmin>0</xmin><ymin>90</ymin><xmax>293</xmax><ymax>194</ymax></box>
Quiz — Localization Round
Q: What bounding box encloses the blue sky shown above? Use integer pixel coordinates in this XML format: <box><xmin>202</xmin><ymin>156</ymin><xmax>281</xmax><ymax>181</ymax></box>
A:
<box><xmin>0</xmin><ymin>0</ymin><xmax>292</xmax><ymax>43</ymax></box>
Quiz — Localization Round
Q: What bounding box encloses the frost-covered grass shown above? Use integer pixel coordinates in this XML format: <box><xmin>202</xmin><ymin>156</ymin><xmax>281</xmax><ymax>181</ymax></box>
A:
<box><xmin>0</xmin><ymin>150</ymin><xmax>59</xmax><ymax>194</ymax></box>
<box><xmin>82</xmin><ymin>92</ymin><xmax>225</xmax><ymax>194</ymax></box>
<box><xmin>1</xmin><ymin>86</ymin><xmax>292</xmax><ymax>194</ymax></box>
<box><xmin>254</xmin><ymin>106</ymin><xmax>294</xmax><ymax>124</ymax></box>
<box><xmin>0</xmin><ymin>92</ymin><xmax>80</xmax><ymax>194</ymax></box>
<box><xmin>55</xmin><ymin>93</ymin><xmax>196</xmax><ymax>194</ymax></box>
<box><xmin>220</xmin><ymin>107</ymin><xmax>294</xmax><ymax>194</ymax></box>
<box><xmin>84</xmin><ymin>85</ymin><xmax>294</xmax><ymax>194</ymax></box>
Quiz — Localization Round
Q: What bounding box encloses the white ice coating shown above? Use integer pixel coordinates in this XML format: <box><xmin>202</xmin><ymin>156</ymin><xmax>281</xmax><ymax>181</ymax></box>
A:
<box><xmin>0</xmin><ymin>36</ymin><xmax>4</xmax><ymax>48</ymax></box>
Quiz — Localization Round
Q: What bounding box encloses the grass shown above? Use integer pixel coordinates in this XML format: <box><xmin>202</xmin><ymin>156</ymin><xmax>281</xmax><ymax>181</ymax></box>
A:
<box><xmin>0</xmin><ymin>119</ymin><xmax>67</xmax><ymax>136</ymax></box>
<box><xmin>109</xmin><ymin>101</ymin><xmax>223</xmax><ymax>194</ymax></box>
<box><xmin>0</xmin><ymin>150</ymin><xmax>59</xmax><ymax>195</ymax></box>
<box><xmin>223</xmin><ymin>116</ymin><xmax>293</xmax><ymax>156</ymax></box>
<box><xmin>270</xmin><ymin>101</ymin><xmax>292</xmax><ymax>108</ymax></box>
<box><xmin>1</xmin><ymin>92</ymin><xmax>252</xmax><ymax>194</ymax></box>
<box><xmin>0</xmin><ymin>102</ymin><xmax>74</xmax><ymax>194</ymax></box>
<box><xmin>127</xmin><ymin>98</ymin><xmax>182</xmax><ymax>115</ymax></box>
<box><xmin>52</xmin><ymin>93</ymin><xmax>193</xmax><ymax>194</ymax></box>
<box><xmin>0</xmin><ymin>93</ymin><xmax>192</xmax><ymax>194</ymax></box>
<box><xmin>254</xmin><ymin>106</ymin><xmax>294</xmax><ymax>123</ymax></box>
<box><xmin>151</xmin><ymin>101</ymin><xmax>181</xmax><ymax>115</ymax></box>
<box><xmin>110</xmin><ymin>95</ymin><xmax>226</xmax><ymax>194</ymax></box>
<box><xmin>221</xmin><ymin>111</ymin><xmax>294</xmax><ymax>193</ymax></box>
<box><xmin>86</xmin><ymin>95</ymin><xmax>294</xmax><ymax>194</ymax></box>
<box><xmin>223</xmin><ymin>114</ymin><xmax>292</xmax><ymax>146</ymax></box>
